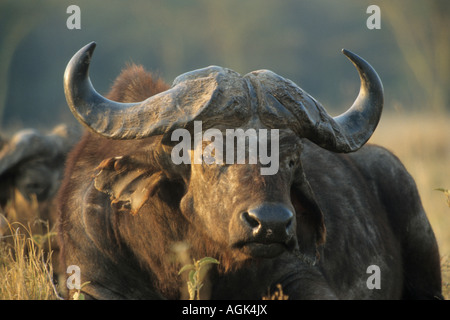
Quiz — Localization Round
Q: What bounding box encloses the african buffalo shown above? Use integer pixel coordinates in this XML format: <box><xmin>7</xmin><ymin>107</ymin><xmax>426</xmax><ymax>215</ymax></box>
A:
<box><xmin>58</xmin><ymin>42</ymin><xmax>442</xmax><ymax>299</ymax></box>
<box><xmin>0</xmin><ymin>124</ymin><xmax>80</xmax><ymax>279</ymax></box>
<box><xmin>0</xmin><ymin>124</ymin><xmax>80</xmax><ymax>235</ymax></box>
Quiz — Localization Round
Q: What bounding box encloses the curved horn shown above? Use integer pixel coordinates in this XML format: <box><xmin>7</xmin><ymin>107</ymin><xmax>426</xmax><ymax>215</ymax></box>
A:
<box><xmin>253</xmin><ymin>49</ymin><xmax>384</xmax><ymax>153</ymax></box>
<box><xmin>330</xmin><ymin>49</ymin><xmax>384</xmax><ymax>152</ymax></box>
<box><xmin>64</xmin><ymin>42</ymin><xmax>147</xmax><ymax>139</ymax></box>
<box><xmin>307</xmin><ymin>49</ymin><xmax>384</xmax><ymax>152</ymax></box>
<box><xmin>64</xmin><ymin>42</ymin><xmax>249</xmax><ymax>141</ymax></box>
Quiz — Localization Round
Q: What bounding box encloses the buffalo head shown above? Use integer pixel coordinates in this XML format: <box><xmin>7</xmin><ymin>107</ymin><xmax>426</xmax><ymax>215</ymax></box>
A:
<box><xmin>0</xmin><ymin>124</ymin><xmax>80</xmax><ymax>235</ymax></box>
<box><xmin>64</xmin><ymin>42</ymin><xmax>383</xmax><ymax>266</ymax></box>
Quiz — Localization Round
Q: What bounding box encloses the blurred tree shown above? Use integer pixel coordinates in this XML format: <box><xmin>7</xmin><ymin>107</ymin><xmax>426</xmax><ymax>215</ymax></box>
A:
<box><xmin>0</xmin><ymin>1</ymin><xmax>47</xmax><ymax>125</ymax></box>
<box><xmin>384</xmin><ymin>0</ymin><xmax>450</xmax><ymax>112</ymax></box>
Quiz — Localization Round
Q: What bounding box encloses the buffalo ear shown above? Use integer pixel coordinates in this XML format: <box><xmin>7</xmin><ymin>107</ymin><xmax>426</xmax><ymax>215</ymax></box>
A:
<box><xmin>291</xmin><ymin>171</ymin><xmax>326</xmax><ymax>264</ymax></box>
<box><xmin>94</xmin><ymin>156</ymin><xmax>164</xmax><ymax>215</ymax></box>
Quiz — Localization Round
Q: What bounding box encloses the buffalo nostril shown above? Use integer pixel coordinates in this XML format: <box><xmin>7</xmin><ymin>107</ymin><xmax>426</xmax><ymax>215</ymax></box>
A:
<box><xmin>241</xmin><ymin>204</ymin><xmax>294</xmax><ymax>239</ymax></box>
<box><xmin>285</xmin><ymin>218</ymin><xmax>292</xmax><ymax>232</ymax></box>
<box><xmin>242</xmin><ymin>211</ymin><xmax>261</xmax><ymax>229</ymax></box>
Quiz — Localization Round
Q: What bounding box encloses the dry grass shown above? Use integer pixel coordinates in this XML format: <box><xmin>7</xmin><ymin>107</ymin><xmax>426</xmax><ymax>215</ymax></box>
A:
<box><xmin>0</xmin><ymin>221</ymin><xmax>60</xmax><ymax>300</ymax></box>
<box><xmin>263</xmin><ymin>284</ymin><xmax>289</xmax><ymax>300</ymax></box>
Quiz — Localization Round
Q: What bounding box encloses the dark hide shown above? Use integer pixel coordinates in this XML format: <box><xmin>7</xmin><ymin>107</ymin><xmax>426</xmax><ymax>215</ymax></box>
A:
<box><xmin>58</xmin><ymin>65</ymin><xmax>442</xmax><ymax>300</ymax></box>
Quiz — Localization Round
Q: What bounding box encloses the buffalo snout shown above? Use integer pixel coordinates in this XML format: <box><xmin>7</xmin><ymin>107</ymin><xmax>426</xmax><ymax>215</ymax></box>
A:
<box><xmin>232</xmin><ymin>203</ymin><xmax>297</xmax><ymax>259</ymax></box>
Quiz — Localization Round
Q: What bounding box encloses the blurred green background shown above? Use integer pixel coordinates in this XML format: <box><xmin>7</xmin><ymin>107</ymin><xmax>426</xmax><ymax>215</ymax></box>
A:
<box><xmin>0</xmin><ymin>0</ymin><xmax>448</xmax><ymax>130</ymax></box>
